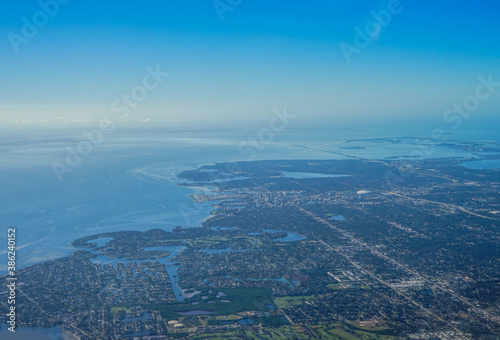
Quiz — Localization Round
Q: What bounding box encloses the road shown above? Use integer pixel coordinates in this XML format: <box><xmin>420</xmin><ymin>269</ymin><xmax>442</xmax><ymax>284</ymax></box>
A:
<box><xmin>386</xmin><ymin>191</ymin><xmax>499</xmax><ymax>221</ymax></box>
<box><xmin>299</xmin><ymin>206</ymin><xmax>499</xmax><ymax>335</ymax></box>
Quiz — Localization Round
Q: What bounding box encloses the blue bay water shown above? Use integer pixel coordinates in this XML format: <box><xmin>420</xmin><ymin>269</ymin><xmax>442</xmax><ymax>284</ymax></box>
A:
<box><xmin>0</xmin><ymin>129</ymin><xmax>346</xmax><ymax>273</ymax></box>
<box><xmin>461</xmin><ymin>159</ymin><xmax>500</xmax><ymax>169</ymax></box>
<box><xmin>0</xmin><ymin>324</ymin><xmax>69</xmax><ymax>340</ymax></box>
<box><xmin>0</xmin><ymin>126</ymin><xmax>498</xmax><ymax>338</ymax></box>
<box><xmin>0</xmin><ymin>127</ymin><xmax>498</xmax><ymax>273</ymax></box>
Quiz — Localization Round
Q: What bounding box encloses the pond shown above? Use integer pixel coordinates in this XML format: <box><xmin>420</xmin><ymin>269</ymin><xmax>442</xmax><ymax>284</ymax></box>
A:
<box><xmin>262</xmin><ymin>229</ymin><xmax>307</xmax><ymax>242</ymax></box>
<box><xmin>179</xmin><ymin>310</ymin><xmax>216</xmax><ymax>316</ymax></box>
<box><xmin>330</xmin><ymin>215</ymin><xmax>345</xmax><ymax>221</ymax></box>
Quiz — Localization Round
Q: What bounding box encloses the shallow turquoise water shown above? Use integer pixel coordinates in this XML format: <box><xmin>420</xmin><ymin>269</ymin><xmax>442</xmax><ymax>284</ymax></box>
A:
<box><xmin>0</xmin><ymin>127</ymin><xmax>497</xmax><ymax>338</ymax></box>
<box><xmin>0</xmin><ymin>128</ymin><xmax>497</xmax><ymax>274</ymax></box>
<box><xmin>461</xmin><ymin>159</ymin><xmax>500</xmax><ymax>169</ymax></box>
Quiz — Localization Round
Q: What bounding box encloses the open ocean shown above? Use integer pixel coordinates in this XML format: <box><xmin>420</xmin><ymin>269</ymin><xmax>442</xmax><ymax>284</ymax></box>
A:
<box><xmin>0</xmin><ymin>126</ymin><xmax>498</xmax><ymax>338</ymax></box>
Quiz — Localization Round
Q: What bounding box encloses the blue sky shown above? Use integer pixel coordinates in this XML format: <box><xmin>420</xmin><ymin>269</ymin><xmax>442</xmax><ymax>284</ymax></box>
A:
<box><xmin>1</xmin><ymin>0</ymin><xmax>499</xmax><ymax>129</ymax></box>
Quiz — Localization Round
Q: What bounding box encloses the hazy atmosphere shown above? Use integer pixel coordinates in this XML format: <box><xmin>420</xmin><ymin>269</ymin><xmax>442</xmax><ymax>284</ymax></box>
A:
<box><xmin>1</xmin><ymin>1</ymin><xmax>499</xmax><ymax>129</ymax></box>
<box><xmin>1</xmin><ymin>2</ymin><xmax>499</xmax><ymax>340</ymax></box>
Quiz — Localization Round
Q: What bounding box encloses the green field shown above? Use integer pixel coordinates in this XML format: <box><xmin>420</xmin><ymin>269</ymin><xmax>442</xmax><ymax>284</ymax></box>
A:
<box><xmin>189</xmin><ymin>325</ymin><xmax>312</xmax><ymax>339</ymax></box>
<box><xmin>188</xmin><ymin>323</ymin><xmax>403</xmax><ymax>339</ymax></box>
<box><xmin>274</xmin><ymin>295</ymin><xmax>316</xmax><ymax>308</ymax></box>
<box><xmin>149</xmin><ymin>287</ymin><xmax>274</xmax><ymax>319</ymax></box>
<box><xmin>110</xmin><ymin>307</ymin><xmax>132</xmax><ymax>314</ymax></box>
<box><xmin>313</xmin><ymin>323</ymin><xmax>402</xmax><ymax>339</ymax></box>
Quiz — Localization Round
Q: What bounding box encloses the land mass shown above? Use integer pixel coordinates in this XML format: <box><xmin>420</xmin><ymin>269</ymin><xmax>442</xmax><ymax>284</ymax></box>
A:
<box><xmin>1</xmin><ymin>154</ymin><xmax>499</xmax><ymax>339</ymax></box>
